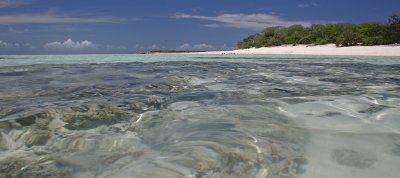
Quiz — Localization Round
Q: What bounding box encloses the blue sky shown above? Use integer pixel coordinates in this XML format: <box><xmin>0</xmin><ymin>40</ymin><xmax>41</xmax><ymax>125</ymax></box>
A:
<box><xmin>0</xmin><ymin>0</ymin><xmax>399</xmax><ymax>54</ymax></box>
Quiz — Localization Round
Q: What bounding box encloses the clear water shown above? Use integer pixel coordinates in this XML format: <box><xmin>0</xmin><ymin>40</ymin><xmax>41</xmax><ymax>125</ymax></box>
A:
<box><xmin>0</xmin><ymin>54</ymin><xmax>399</xmax><ymax>178</ymax></box>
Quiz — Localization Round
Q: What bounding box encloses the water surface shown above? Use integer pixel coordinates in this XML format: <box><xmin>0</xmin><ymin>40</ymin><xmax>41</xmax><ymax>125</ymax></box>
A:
<box><xmin>0</xmin><ymin>54</ymin><xmax>399</xmax><ymax>178</ymax></box>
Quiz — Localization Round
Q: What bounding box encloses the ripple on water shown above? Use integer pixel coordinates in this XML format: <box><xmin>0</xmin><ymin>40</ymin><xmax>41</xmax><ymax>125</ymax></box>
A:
<box><xmin>0</xmin><ymin>58</ymin><xmax>400</xmax><ymax>178</ymax></box>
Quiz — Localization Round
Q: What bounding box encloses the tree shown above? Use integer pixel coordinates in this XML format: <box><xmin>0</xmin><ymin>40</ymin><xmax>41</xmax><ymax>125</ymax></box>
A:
<box><xmin>357</xmin><ymin>22</ymin><xmax>385</xmax><ymax>45</ymax></box>
<box><xmin>280</xmin><ymin>25</ymin><xmax>307</xmax><ymax>44</ymax></box>
<box><xmin>386</xmin><ymin>14</ymin><xmax>400</xmax><ymax>44</ymax></box>
<box><xmin>237</xmin><ymin>35</ymin><xmax>257</xmax><ymax>49</ymax></box>
<box><xmin>389</xmin><ymin>14</ymin><xmax>400</xmax><ymax>24</ymax></box>
<box><xmin>236</xmin><ymin>14</ymin><xmax>400</xmax><ymax>49</ymax></box>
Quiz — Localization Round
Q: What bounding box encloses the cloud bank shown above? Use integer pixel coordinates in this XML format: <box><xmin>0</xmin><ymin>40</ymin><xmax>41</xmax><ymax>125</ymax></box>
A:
<box><xmin>8</xmin><ymin>27</ymin><xmax>31</xmax><ymax>33</ymax></box>
<box><xmin>177</xmin><ymin>43</ymin><xmax>214</xmax><ymax>50</ymax></box>
<box><xmin>0</xmin><ymin>40</ymin><xmax>10</xmax><ymax>48</ymax></box>
<box><xmin>173</xmin><ymin>13</ymin><xmax>314</xmax><ymax>30</ymax></box>
<box><xmin>44</xmin><ymin>38</ymin><xmax>96</xmax><ymax>49</ymax></box>
<box><xmin>0</xmin><ymin>39</ymin><xmax>32</xmax><ymax>48</ymax></box>
<box><xmin>298</xmin><ymin>3</ymin><xmax>319</xmax><ymax>8</ymax></box>
<box><xmin>0</xmin><ymin>13</ymin><xmax>139</xmax><ymax>24</ymax></box>
<box><xmin>0</xmin><ymin>0</ymin><xmax>26</xmax><ymax>8</ymax></box>
<box><xmin>177</xmin><ymin>43</ymin><xmax>234</xmax><ymax>51</ymax></box>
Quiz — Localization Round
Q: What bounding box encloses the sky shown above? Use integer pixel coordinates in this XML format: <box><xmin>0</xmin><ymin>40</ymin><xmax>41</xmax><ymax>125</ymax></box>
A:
<box><xmin>0</xmin><ymin>0</ymin><xmax>399</xmax><ymax>54</ymax></box>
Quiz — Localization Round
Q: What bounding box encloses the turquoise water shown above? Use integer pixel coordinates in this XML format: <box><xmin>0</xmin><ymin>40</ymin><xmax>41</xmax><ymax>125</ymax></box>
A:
<box><xmin>0</xmin><ymin>54</ymin><xmax>400</xmax><ymax>178</ymax></box>
<box><xmin>2</xmin><ymin>54</ymin><xmax>400</xmax><ymax>67</ymax></box>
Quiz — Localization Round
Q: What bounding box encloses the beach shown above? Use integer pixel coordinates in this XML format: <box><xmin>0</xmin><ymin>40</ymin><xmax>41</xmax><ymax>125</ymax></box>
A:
<box><xmin>198</xmin><ymin>44</ymin><xmax>400</xmax><ymax>56</ymax></box>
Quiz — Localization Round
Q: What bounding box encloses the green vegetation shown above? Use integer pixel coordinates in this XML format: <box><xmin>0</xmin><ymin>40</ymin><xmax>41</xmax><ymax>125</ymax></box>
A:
<box><xmin>237</xmin><ymin>14</ymin><xmax>400</xmax><ymax>48</ymax></box>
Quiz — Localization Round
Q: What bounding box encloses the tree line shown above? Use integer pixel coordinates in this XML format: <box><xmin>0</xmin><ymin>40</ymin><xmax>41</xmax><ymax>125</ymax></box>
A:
<box><xmin>237</xmin><ymin>14</ymin><xmax>400</xmax><ymax>49</ymax></box>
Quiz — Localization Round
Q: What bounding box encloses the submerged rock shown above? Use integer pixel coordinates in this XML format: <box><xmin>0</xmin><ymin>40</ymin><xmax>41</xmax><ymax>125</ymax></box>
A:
<box><xmin>3</xmin><ymin>103</ymin><xmax>137</xmax><ymax>131</ymax></box>
<box><xmin>331</xmin><ymin>148</ymin><xmax>376</xmax><ymax>168</ymax></box>
<box><xmin>143</xmin><ymin>76</ymin><xmax>192</xmax><ymax>95</ymax></box>
<box><xmin>0</xmin><ymin>102</ymin><xmax>145</xmax><ymax>178</ymax></box>
<box><xmin>0</xmin><ymin>159</ymin><xmax>28</xmax><ymax>178</ymax></box>
<box><xmin>61</xmin><ymin>104</ymin><xmax>135</xmax><ymax>130</ymax></box>
<box><xmin>128</xmin><ymin>103</ymin><xmax>309</xmax><ymax>178</ymax></box>
<box><xmin>0</xmin><ymin>107</ymin><xmax>19</xmax><ymax>120</ymax></box>
<box><xmin>14</xmin><ymin>160</ymin><xmax>71</xmax><ymax>178</ymax></box>
<box><xmin>22</xmin><ymin>130</ymin><xmax>51</xmax><ymax>146</ymax></box>
<box><xmin>128</xmin><ymin>101</ymin><xmax>145</xmax><ymax>112</ymax></box>
<box><xmin>146</xmin><ymin>95</ymin><xmax>165</xmax><ymax>109</ymax></box>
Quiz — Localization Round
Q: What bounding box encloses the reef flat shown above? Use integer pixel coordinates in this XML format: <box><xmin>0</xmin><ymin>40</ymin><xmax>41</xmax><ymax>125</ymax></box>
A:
<box><xmin>0</xmin><ymin>55</ymin><xmax>399</xmax><ymax>178</ymax></box>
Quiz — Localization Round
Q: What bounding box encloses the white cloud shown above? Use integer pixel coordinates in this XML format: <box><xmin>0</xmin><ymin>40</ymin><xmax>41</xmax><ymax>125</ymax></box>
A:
<box><xmin>298</xmin><ymin>3</ymin><xmax>319</xmax><ymax>8</ymax></box>
<box><xmin>177</xmin><ymin>43</ymin><xmax>191</xmax><ymax>50</ymax></box>
<box><xmin>0</xmin><ymin>0</ymin><xmax>26</xmax><ymax>8</ymax></box>
<box><xmin>172</xmin><ymin>13</ymin><xmax>315</xmax><ymax>30</ymax></box>
<box><xmin>0</xmin><ymin>13</ymin><xmax>140</xmax><ymax>24</ymax></box>
<box><xmin>220</xmin><ymin>44</ymin><xmax>235</xmax><ymax>50</ymax></box>
<box><xmin>0</xmin><ymin>40</ymin><xmax>32</xmax><ymax>48</ymax></box>
<box><xmin>44</xmin><ymin>38</ymin><xmax>96</xmax><ymax>49</ymax></box>
<box><xmin>8</xmin><ymin>27</ymin><xmax>31</xmax><ymax>33</ymax></box>
<box><xmin>203</xmin><ymin>24</ymin><xmax>220</xmax><ymax>28</ymax></box>
<box><xmin>144</xmin><ymin>44</ymin><xmax>166</xmax><ymax>50</ymax></box>
<box><xmin>0</xmin><ymin>40</ymin><xmax>10</xmax><ymax>48</ymax></box>
<box><xmin>193</xmin><ymin>43</ymin><xmax>213</xmax><ymax>50</ymax></box>
<box><xmin>177</xmin><ymin>43</ymin><xmax>215</xmax><ymax>51</ymax></box>
<box><xmin>149</xmin><ymin>44</ymin><xmax>158</xmax><ymax>49</ymax></box>
<box><xmin>146</xmin><ymin>44</ymin><xmax>166</xmax><ymax>50</ymax></box>
<box><xmin>133</xmin><ymin>44</ymin><xmax>167</xmax><ymax>50</ymax></box>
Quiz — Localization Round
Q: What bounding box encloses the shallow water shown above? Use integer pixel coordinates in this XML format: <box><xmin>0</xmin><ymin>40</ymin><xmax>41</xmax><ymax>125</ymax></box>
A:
<box><xmin>0</xmin><ymin>54</ymin><xmax>399</xmax><ymax>178</ymax></box>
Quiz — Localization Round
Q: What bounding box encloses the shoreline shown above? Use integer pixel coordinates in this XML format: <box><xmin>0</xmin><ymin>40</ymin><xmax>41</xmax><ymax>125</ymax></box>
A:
<box><xmin>195</xmin><ymin>44</ymin><xmax>400</xmax><ymax>57</ymax></box>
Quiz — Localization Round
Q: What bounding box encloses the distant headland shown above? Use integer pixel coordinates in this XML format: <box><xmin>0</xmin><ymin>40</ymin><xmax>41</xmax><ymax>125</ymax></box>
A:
<box><xmin>138</xmin><ymin>50</ymin><xmax>206</xmax><ymax>54</ymax></box>
<box><xmin>237</xmin><ymin>14</ymin><xmax>400</xmax><ymax>49</ymax></box>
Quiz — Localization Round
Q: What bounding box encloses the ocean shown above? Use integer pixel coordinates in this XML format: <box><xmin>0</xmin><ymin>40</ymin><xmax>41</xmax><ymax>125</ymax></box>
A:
<box><xmin>0</xmin><ymin>54</ymin><xmax>400</xmax><ymax>178</ymax></box>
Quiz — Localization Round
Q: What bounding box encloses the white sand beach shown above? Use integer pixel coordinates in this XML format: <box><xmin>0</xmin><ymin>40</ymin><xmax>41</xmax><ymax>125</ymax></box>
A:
<box><xmin>198</xmin><ymin>44</ymin><xmax>400</xmax><ymax>56</ymax></box>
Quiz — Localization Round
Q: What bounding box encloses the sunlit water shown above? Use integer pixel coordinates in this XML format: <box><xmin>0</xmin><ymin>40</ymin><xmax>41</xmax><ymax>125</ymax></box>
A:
<box><xmin>0</xmin><ymin>54</ymin><xmax>399</xmax><ymax>178</ymax></box>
